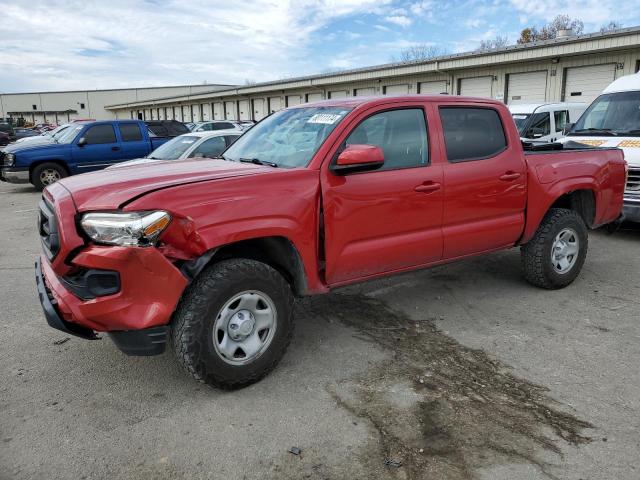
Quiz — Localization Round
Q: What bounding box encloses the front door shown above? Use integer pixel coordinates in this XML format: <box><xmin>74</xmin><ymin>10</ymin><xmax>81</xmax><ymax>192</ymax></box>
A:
<box><xmin>71</xmin><ymin>123</ymin><xmax>124</xmax><ymax>172</ymax></box>
<box><xmin>436</xmin><ymin>104</ymin><xmax>527</xmax><ymax>259</ymax></box>
<box><xmin>322</xmin><ymin>105</ymin><xmax>444</xmax><ymax>285</ymax></box>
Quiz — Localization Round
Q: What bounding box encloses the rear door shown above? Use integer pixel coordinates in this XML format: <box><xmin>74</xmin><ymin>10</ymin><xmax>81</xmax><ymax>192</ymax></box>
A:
<box><xmin>321</xmin><ymin>103</ymin><xmax>444</xmax><ymax>285</ymax></box>
<box><xmin>71</xmin><ymin>123</ymin><xmax>123</xmax><ymax>171</ymax></box>
<box><xmin>117</xmin><ymin>122</ymin><xmax>149</xmax><ymax>160</ymax></box>
<box><xmin>435</xmin><ymin>103</ymin><xmax>526</xmax><ymax>259</ymax></box>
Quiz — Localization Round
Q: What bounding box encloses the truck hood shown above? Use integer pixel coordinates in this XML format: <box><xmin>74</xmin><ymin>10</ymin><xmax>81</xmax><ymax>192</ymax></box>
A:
<box><xmin>57</xmin><ymin>158</ymin><xmax>276</xmax><ymax>211</ymax></box>
<box><xmin>3</xmin><ymin>137</ymin><xmax>57</xmax><ymax>153</ymax></box>
<box><xmin>562</xmin><ymin>135</ymin><xmax>640</xmax><ymax>167</ymax></box>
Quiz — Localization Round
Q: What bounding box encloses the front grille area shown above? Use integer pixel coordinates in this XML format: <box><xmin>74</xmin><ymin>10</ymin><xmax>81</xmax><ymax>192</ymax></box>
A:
<box><xmin>0</xmin><ymin>151</ymin><xmax>5</xmax><ymax>165</ymax></box>
<box><xmin>627</xmin><ymin>168</ymin><xmax>640</xmax><ymax>193</ymax></box>
<box><xmin>38</xmin><ymin>198</ymin><xmax>60</xmax><ymax>260</ymax></box>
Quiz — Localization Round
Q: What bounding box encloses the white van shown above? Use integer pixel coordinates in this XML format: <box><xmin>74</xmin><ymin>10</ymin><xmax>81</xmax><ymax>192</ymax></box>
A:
<box><xmin>509</xmin><ymin>102</ymin><xmax>588</xmax><ymax>143</ymax></box>
<box><xmin>563</xmin><ymin>72</ymin><xmax>640</xmax><ymax>222</ymax></box>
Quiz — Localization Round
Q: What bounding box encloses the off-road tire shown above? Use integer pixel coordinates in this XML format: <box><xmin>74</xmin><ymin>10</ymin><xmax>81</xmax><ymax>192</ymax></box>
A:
<box><xmin>171</xmin><ymin>258</ymin><xmax>295</xmax><ymax>389</ymax></box>
<box><xmin>521</xmin><ymin>208</ymin><xmax>588</xmax><ymax>289</ymax></box>
<box><xmin>31</xmin><ymin>162</ymin><xmax>67</xmax><ymax>191</ymax></box>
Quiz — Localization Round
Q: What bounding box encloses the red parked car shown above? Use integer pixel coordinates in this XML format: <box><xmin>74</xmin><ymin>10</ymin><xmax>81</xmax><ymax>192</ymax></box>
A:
<box><xmin>35</xmin><ymin>96</ymin><xmax>626</xmax><ymax>389</ymax></box>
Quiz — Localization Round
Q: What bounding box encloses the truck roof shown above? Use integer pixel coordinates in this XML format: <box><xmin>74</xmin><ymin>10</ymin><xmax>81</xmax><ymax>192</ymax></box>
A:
<box><xmin>508</xmin><ymin>102</ymin><xmax>588</xmax><ymax>114</ymax></box>
<box><xmin>603</xmin><ymin>72</ymin><xmax>640</xmax><ymax>94</ymax></box>
<box><xmin>291</xmin><ymin>94</ymin><xmax>506</xmax><ymax>109</ymax></box>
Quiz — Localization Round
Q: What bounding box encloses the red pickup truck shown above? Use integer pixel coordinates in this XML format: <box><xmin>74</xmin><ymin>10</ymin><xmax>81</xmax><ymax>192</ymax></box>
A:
<box><xmin>35</xmin><ymin>96</ymin><xmax>626</xmax><ymax>389</ymax></box>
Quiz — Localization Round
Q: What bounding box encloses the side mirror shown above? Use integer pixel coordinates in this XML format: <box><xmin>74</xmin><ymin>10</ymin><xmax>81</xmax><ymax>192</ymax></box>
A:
<box><xmin>331</xmin><ymin>144</ymin><xmax>384</xmax><ymax>175</ymax></box>
<box><xmin>77</xmin><ymin>137</ymin><xmax>87</xmax><ymax>147</ymax></box>
<box><xmin>562</xmin><ymin>123</ymin><xmax>575</xmax><ymax>135</ymax></box>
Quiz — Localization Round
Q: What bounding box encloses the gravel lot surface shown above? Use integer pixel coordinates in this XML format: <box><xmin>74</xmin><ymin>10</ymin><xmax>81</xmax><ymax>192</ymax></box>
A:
<box><xmin>1</xmin><ymin>181</ymin><xmax>638</xmax><ymax>480</ymax></box>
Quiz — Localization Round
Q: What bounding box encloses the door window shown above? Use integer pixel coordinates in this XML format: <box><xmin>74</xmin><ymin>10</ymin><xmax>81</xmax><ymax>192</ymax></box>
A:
<box><xmin>190</xmin><ymin>136</ymin><xmax>226</xmax><ymax>158</ymax></box>
<box><xmin>554</xmin><ymin>110</ymin><xmax>570</xmax><ymax>132</ymax></box>
<box><xmin>344</xmin><ymin>108</ymin><xmax>428</xmax><ymax>170</ymax></box>
<box><xmin>119</xmin><ymin>123</ymin><xmax>143</xmax><ymax>141</ymax></box>
<box><xmin>83</xmin><ymin>125</ymin><xmax>117</xmax><ymax>144</ymax></box>
<box><xmin>525</xmin><ymin>112</ymin><xmax>551</xmax><ymax>138</ymax></box>
<box><xmin>439</xmin><ymin>107</ymin><xmax>507</xmax><ymax>162</ymax></box>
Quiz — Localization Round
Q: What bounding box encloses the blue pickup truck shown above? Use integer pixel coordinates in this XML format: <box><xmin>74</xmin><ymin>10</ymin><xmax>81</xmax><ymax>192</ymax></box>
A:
<box><xmin>0</xmin><ymin>120</ymin><xmax>188</xmax><ymax>190</ymax></box>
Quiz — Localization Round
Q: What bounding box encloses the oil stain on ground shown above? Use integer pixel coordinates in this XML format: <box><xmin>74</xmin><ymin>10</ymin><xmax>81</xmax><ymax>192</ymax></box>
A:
<box><xmin>297</xmin><ymin>293</ymin><xmax>593</xmax><ymax>480</ymax></box>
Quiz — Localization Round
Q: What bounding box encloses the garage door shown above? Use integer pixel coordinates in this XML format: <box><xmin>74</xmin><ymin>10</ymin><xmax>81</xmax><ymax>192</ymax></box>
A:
<box><xmin>328</xmin><ymin>90</ymin><xmax>348</xmax><ymax>99</ymax></box>
<box><xmin>384</xmin><ymin>84</ymin><xmax>409</xmax><ymax>95</ymax></box>
<box><xmin>192</xmin><ymin>105</ymin><xmax>201</xmax><ymax>122</ymax></box>
<box><xmin>355</xmin><ymin>87</ymin><xmax>375</xmax><ymax>96</ymax></box>
<box><xmin>253</xmin><ymin>99</ymin><xmax>266</xmax><ymax>120</ymax></box>
<box><xmin>182</xmin><ymin>105</ymin><xmax>191</xmax><ymax>122</ymax></box>
<box><xmin>418</xmin><ymin>81</ymin><xmax>448</xmax><ymax>94</ymax></box>
<box><xmin>269</xmin><ymin>96</ymin><xmax>283</xmax><ymax>113</ymax></box>
<box><xmin>286</xmin><ymin>95</ymin><xmax>302</xmax><ymax>107</ymax></box>
<box><xmin>306</xmin><ymin>92</ymin><xmax>324</xmax><ymax>103</ymax></box>
<box><xmin>459</xmin><ymin>77</ymin><xmax>493</xmax><ymax>98</ymax></box>
<box><xmin>238</xmin><ymin>100</ymin><xmax>251</xmax><ymax>120</ymax></box>
<box><xmin>201</xmin><ymin>103</ymin><xmax>211</xmax><ymax>121</ymax></box>
<box><xmin>213</xmin><ymin>102</ymin><xmax>224</xmax><ymax>120</ymax></box>
<box><xmin>564</xmin><ymin>64</ymin><xmax>616</xmax><ymax>103</ymax></box>
<box><xmin>225</xmin><ymin>101</ymin><xmax>237</xmax><ymax>120</ymax></box>
<box><xmin>507</xmin><ymin>71</ymin><xmax>548</xmax><ymax>104</ymax></box>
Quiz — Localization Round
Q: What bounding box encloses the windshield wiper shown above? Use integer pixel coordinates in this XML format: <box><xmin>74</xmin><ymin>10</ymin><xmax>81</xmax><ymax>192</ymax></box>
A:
<box><xmin>570</xmin><ymin>128</ymin><xmax>618</xmax><ymax>136</ymax></box>
<box><xmin>617</xmin><ymin>129</ymin><xmax>640</xmax><ymax>136</ymax></box>
<box><xmin>239</xmin><ymin>157</ymin><xmax>278</xmax><ymax>168</ymax></box>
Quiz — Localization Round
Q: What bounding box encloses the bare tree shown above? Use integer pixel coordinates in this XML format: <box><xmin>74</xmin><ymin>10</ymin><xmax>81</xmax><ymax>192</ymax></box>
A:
<box><xmin>244</xmin><ymin>78</ymin><xmax>257</xmax><ymax>86</ymax></box>
<box><xmin>517</xmin><ymin>14</ymin><xmax>584</xmax><ymax>44</ymax></box>
<box><xmin>392</xmin><ymin>44</ymin><xmax>448</xmax><ymax>63</ymax></box>
<box><xmin>476</xmin><ymin>35</ymin><xmax>509</xmax><ymax>52</ymax></box>
<box><xmin>600</xmin><ymin>21</ymin><xmax>623</xmax><ymax>33</ymax></box>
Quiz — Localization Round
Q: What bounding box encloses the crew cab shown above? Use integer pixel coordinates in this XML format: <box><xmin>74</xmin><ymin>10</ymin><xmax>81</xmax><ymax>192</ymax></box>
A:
<box><xmin>35</xmin><ymin>96</ymin><xmax>626</xmax><ymax>389</ymax></box>
<box><xmin>0</xmin><ymin>119</ymin><xmax>188</xmax><ymax>190</ymax></box>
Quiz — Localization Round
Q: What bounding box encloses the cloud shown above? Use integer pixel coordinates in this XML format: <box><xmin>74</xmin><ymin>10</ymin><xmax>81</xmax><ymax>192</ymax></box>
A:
<box><xmin>0</xmin><ymin>0</ymin><xmax>390</xmax><ymax>92</ymax></box>
<box><xmin>386</xmin><ymin>15</ymin><xmax>413</xmax><ymax>27</ymax></box>
<box><xmin>464</xmin><ymin>18</ymin><xmax>486</xmax><ymax>29</ymax></box>
<box><xmin>508</xmin><ymin>0</ymin><xmax>635</xmax><ymax>26</ymax></box>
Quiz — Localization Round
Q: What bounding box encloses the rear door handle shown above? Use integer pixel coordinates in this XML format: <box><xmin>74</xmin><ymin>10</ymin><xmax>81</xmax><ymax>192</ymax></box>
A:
<box><xmin>414</xmin><ymin>182</ymin><xmax>441</xmax><ymax>193</ymax></box>
<box><xmin>111</xmin><ymin>146</ymin><xmax>120</xmax><ymax>151</ymax></box>
<box><xmin>499</xmin><ymin>172</ymin><xmax>521</xmax><ymax>181</ymax></box>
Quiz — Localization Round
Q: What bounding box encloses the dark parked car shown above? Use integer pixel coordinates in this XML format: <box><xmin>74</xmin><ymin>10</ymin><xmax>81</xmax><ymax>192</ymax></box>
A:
<box><xmin>0</xmin><ymin>123</ymin><xmax>14</xmax><ymax>145</ymax></box>
<box><xmin>14</xmin><ymin>128</ymin><xmax>41</xmax><ymax>140</ymax></box>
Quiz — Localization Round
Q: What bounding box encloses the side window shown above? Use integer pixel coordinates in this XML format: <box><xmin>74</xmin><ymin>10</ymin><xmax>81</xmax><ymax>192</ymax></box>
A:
<box><xmin>224</xmin><ymin>135</ymin><xmax>240</xmax><ymax>146</ymax></box>
<box><xmin>215</xmin><ymin>122</ymin><xmax>234</xmax><ymax>130</ymax></box>
<box><xmin>190</xmin><ymin>137</ymin><xmax>226</xmax><ymax>158</ymax></box>
<box><xmin>344</xmin><ymin>108</ymin><xmax>428</xmax><ymax>171</ymax></box>
<box><xmin>526</xmin><ymin>112</ymin><xmax>551</xmax><ymax>137</ymax></box>
<box><xmin>554</xmin><ymin>110</ymin><xmax>569</xmax><ymax>132</ymax></box>
<box><xmin>439</xmin><ymin>107</ymin><xmax>507</xmax><ymax>162</ymax></box>
<box><xmin>119</xmin><ymin>123</ymin><xmax>143</xmax><ymax>141</ymax></box>
<box><xmin>83</xmin><ymin>125</ymin><xmax>117</xmax><ymax>145</ymax></box>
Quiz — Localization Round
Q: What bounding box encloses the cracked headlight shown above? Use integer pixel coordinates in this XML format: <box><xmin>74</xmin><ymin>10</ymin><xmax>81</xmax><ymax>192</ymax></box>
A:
<box><xmin>80</xmin><ymin>211</ymin><xmax>171</xmax><ymax>246</ymax></box>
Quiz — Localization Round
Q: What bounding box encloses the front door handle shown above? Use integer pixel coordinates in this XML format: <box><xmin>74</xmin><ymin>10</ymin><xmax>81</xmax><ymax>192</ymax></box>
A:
<box><xmin>111</xmin><ymin>146</ymin><xmax>120</xmax><ymax>151</ymax></box>
<box><xmin>499</xmin><ymin>171</ymin><xmax>521</xmax><ymax>181</ymax></box>
<box><xmin>414</xmin><ymin>182</ymin><xmax>441</xmax><ymax>193</ymax></box>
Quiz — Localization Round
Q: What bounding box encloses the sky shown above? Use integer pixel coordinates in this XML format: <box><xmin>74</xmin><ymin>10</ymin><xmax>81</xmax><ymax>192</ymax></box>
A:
<box><xmin>1</xmin><ymin>0</ymin><xmax>639</xmax><ymax>93</ymax></box>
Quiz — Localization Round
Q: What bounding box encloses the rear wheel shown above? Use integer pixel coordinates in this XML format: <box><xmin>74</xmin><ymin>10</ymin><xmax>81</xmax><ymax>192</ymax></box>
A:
<box><xmin>171</xmin><ymin>258</ymin><xmax>295</xmax><ymax>389</ymax></box>
<box><xmin>521</xmin><ymin>208</ymin><xmax>588</xmax><ymax>289</ymax></box>
<box><xmin>32</xmin><ymin>163</ymin><xmax>67</xmax><ymax>190</ymax></box>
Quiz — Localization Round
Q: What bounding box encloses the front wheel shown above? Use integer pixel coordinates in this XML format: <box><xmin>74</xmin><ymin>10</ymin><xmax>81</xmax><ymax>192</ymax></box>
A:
<box><xmin>171</xmin><ymin>258</ymin><xmax>295</xmax><ymax>389</ymax></box>
<box><xmin>31</xmin><ymin>162</ymin><xmax>67</xmax><ymax>191</ymax></box>
<box><xmin>521</xmin><ymin>208</ymin><xmax>588</xmax><ymax>289</ymax></box>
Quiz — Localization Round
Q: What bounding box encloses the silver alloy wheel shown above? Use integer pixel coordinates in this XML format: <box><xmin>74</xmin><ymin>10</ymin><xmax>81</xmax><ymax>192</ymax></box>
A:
<box><xmin>551</xmin><ymin>227</ymin><xmax>579</xmax><ymax>274</ymax></box>
<box><xmin>39</xmin><ymin>168</ymin><xmax>61</xmax><ymax>186</ymax></box>
<box><xmin>212</xmin><ymin>290</ymin><xmax>277</xmax><ymax>365</ymax></box>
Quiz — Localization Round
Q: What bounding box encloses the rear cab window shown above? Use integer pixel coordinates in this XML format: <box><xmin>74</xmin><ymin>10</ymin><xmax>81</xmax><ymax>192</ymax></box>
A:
<box><xmin>119</xmin><ymin>123</ymin><xmax>143</xmax><ymax>141</ymax></box>
<box><xmin>439</xmin><ymin>107</ymin><xmax>507</xmax><ymax>162</ymax></box>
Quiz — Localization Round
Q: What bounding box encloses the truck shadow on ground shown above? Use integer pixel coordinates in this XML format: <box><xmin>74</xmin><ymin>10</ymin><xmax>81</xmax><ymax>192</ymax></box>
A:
<box><xmin>292</xmin><ymin>292</ymin><xmax>593</xmax><ymax>480</ymax></box>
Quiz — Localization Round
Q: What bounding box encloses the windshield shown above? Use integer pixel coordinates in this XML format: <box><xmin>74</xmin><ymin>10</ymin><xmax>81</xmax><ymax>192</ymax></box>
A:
<box><xmin>55</xmin><ymin>124</ymin><xmax>84</xmax><ymax>144</ymax></box>
<box><xmin>223</xmin><ymin>106</ymin><xmax>352</xmax><ymax>168</ymax></box>
<box><xmin>147</xmin><ymin>135</ymin><xmax>199</xmax><ymax>159</ymax></box>
<box><xmin>570</xmin><ymin>91</ymin><xmax>640</xmax><ymax>136</ymax></box>
<box><xmin>511</xmin><ymin>114</ymin><xmax>531</xmax><ymax>134</ymax></box>
<box><xmin>48</xmin><ymin>125</ymin><xmax>69</xmax><ymax>138</ymax></box>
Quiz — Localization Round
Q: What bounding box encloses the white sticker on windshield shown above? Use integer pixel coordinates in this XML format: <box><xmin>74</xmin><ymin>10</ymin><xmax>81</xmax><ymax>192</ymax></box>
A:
<box><xmin>512</xmin><ymin>114</ymin><xmax>527</xmax><ymax>119</ymax></box>
<box><xmin>307</xmin><ymin>113</ymin><xmax>342</xmax><ymax>124</ymax></box>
